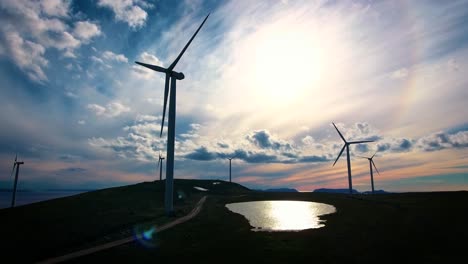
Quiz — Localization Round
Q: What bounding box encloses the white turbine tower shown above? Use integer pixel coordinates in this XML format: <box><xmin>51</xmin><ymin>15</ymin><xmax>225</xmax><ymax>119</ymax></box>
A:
<box><xmin>332</xmin><ymin>122</ymin><xmax>374</xmax><ymax>194</ymax></box>
<box><xmin>135</xmin><ymin>14</ymin><xmax>210</xmax><ymax>216</ymax></box>
<box><xmin>157</xmin><ymin>152</ymin><xmax>165</xmax><ymax>181</ymax></box>
<box><xmin>359</xmin><ymin>152</ymin><xmax>380</xmax><ymax>194</ymax></box>
<box><xmin>10</xmin><ymin>154</ymin><xmax>24</xmax><ymax>208</ymax></box>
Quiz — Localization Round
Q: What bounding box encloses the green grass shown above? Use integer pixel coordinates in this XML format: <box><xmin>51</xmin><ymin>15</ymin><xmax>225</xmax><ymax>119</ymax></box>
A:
<box><xmin>1</xmin><ymin>180</ymin><xmax>467</xmax><ymax>263</ymax></box>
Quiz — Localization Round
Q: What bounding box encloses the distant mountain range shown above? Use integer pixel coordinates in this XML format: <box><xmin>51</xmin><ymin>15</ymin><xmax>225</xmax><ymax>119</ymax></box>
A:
<box><xmin>314</xmin><ymin>188</ymin><xmax>389</xmax><ymax>194</ymax></box>
<box><xmin>258</xmin><ymin>188</ymin><xmax>299</xmax><ymax>192</ymax></box>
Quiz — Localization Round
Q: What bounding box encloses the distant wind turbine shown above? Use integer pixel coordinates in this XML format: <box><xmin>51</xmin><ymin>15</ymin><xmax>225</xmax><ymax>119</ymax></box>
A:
<box><xmin>332</xmin><ymin>122</ymin><xmax>374</xmax><ymax>194</ymax></box>
<box><xmin>227</xmin><ymin>157</ymin><xmax>234</xmax><ymax>183</ymax></box>
<box><xmin>135</xmin><ymin>14</ymin><xmax>210</xmax><ymax>216</ymax></box>
<box><xmin>358</xmin><ymin>152</ymin><xmax>380</xmax><ymax>194</ymax></box>
<box><xmin>157</xmin><ymin>152</ymin><xmax>165</xmax><ymax>181</ymax></box>
<box><xmin>10</xmin><ymin>154</ymin><xmax>24</xmax><ymax>208</ymax></box>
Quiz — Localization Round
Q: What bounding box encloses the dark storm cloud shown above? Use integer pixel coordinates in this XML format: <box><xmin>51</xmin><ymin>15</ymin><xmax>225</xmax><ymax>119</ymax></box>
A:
<box><xmin>184</xmin><ymin>146</ymin><xmax>217</xmax><ymax>161</ymax></box>
<box><xmin>246</xmin><ymin>130</ymin><xmax>291</xmax><ymax>150</ymax></box>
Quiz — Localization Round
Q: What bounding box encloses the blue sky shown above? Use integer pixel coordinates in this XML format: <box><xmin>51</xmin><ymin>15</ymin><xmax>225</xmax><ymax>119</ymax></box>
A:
<box><xmin>0</xmin><ymin>0</ymin><xmax>467</xmax><ymax>192</ymax></box>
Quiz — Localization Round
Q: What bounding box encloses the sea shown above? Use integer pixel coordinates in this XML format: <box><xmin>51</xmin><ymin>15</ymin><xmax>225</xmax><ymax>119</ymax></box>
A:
<box><xmin>0</xmin><ymin>190</ymin><xmax>88</xmax><ymax>209</ymax></box>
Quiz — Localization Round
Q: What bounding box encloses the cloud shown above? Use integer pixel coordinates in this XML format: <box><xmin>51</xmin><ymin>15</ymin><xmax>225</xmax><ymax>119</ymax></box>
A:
<box><xmin>102</xmin><ymin>50</ymin><xmax>128</xmax><ymax>63</ymax></box>
<box><xmin>391</xmin><ymin>67</ymin><xmax>409</xmax><ymax>79</ymax></box>
<box><xmin>40</xmin><ymin>0</ymin><xmax>70</xmax><ymax>17</ymax></box>
<box><xmin>418</xmin><ymin>131</ymin><xmax>468</xmax><ymax>151</ymax></box>
<box><xmin>298</xmin><ymin>155</ymin><xmax>328</xmax><ymax>163</ymax></box>
<box><xmin>73</xmin><ymin>21</ymin><xmax>102</xmax><ymax>42</ymax></box>
<box><xmin>1</xmin><ymin>31</ymin><xmax>48</xmax><ymax>82</ymax></box>
<box><xmin>0</xmin><ymin>0</ymin><xmax>100</xmax><ymax>82</ymax></box>
<box><xmin>132</xmin><ymin>51</ymin><xmax>163</xmax><ymax>79</ymax></box>
<box><xmin>217</xmin><ymin>142</ymin><xmax>229</xmax><ymax>148</ymax></box>
<box><xmin>302</xmin><ymin>135</ymin><xmax>315</xmax><ymax>145</ymax></box>
<box><xmin>184</xmin><ymin>146</ymin><xmax>216</xmax><ymax>161</ymax></box>
<box><xmin>97</xmin><ymin>0</ymin><xmax>150</xmax><ymax>29</ymax></box>
<box><xmin>247</xmin><ymin>130</ymin><xmax>291</xmax><ymax>150</ymax></box>
<box><xmin>87</xmin><ymin>101</ymin><xmax>130</xmax><ymax>118</ymax></box>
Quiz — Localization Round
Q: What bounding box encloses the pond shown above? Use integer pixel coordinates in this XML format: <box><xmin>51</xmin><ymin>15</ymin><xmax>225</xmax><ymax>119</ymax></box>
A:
<box><xmin>226</xmin><ymin>200</ymin><xmax>336</xmax><ymax>231</ymax></box>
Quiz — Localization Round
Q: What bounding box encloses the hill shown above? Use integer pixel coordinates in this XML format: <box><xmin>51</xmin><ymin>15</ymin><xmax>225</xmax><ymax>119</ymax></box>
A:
<box><xmin>0</xmin><ymin>180</ymin><xmax>466</xmax><ymax>263</ymax></box>
<box><xmin>313</xmin><ymin>188</ymin><xmax>360</xmax><ymax>194</ymax></box>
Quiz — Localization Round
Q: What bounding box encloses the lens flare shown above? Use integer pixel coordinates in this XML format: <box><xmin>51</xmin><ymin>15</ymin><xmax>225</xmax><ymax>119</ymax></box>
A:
<box><xmin>177</xmin><ymin>190</ymin><xmax>186</xmax><ymax>200</ymax></box>
<box><xmin>133</xmin><ymin>225</ymin><xmax>159</xmax><ymax>248</ymax></box>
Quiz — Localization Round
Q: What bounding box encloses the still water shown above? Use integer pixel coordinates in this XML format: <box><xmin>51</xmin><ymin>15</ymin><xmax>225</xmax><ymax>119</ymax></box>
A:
<box><xmin>226</xmin><ymin>200</ymin><xmax>336</xmax><ymax>231</ymax></box>
<box><xmin>0</xmin><ymin>191</ymin><xmax>86</xmax><ymax>209</ymax></box>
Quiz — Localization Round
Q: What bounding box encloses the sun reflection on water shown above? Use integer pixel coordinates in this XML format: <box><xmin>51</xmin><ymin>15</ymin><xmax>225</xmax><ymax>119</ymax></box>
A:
<box><xmin>226</xmin><ymin>200</ymin><xmax>336</xmax><ymax>231</ymax></box>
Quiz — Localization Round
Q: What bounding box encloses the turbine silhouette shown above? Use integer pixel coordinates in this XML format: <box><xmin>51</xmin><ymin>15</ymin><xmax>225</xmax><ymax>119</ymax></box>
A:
<box><xmin>10</xmin><ymin>154</ymin><xmax>24</xmax><ymax>208</ymax></box>
<box><xmin>358</xmin><ymin>152</ymin><xmax>380</xmax><ymax>194</ymax></box>
<box><xmin>135</xmin><ymin>14</ymin><xmax>210</xmax><ymax>216</ymax></box>
<box><xmin>157</xmin><ymin>152</ymin><xmax>165</xmax><ymax>181</ymax></box>
<box><xmin>332</xmin><ymin>122</ymin><xmax>374</xmax><ymax>194</ymax></box>
<box><xmin>227</xmin><ymin>157</ymin><xmax>234</xmax><ymax>183</ymax></box>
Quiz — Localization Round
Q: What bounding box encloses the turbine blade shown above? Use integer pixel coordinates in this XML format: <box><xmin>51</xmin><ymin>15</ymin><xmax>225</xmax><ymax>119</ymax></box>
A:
<box><xmin>15</xmin><ymin>153</ymin><xmax>17</xmax><ymax>162</ymax></box>
<box><xmin>371</xmin><ymin>151</ymin><xmax>377</xmax><ymax>159</ymax></box>
<box><xmin>158</xmin><ymin>158</ymin><xmax>161</xmax><ymax>168</ymax></box>
<box><xmin>160</xmin><ymin>74</ymin><xmax>170</xmax><ymax>137</ymax></box>
<box><xmin>357</xmin><ymin>156</ymin><xmax>368</xmax><ymax>159</ymax></box>
<box><xmin>332</xmin><ymin>122</ymin><xmax>347</xmax><ymax>143</ymax></box>
<box><xmin>333</xmin><ymin>145</ymin><xmax>346</xmax><ymax>166</ymax></box>
<box><xmin>168</xmin><ymin>13</ymin><xmax>210</xmax><ymax>71</ymax></box>
<box><xmin>372</xmin><ymin>160</ymin><xmax>380</xmax><ymax>175</ymax></box>
<box><xmin>349</xmin><ymin>140</ymin><xmax>374</xmax><ymax>144</ymax></box>
<box><xmin>10</xmin><ymin>163</ymin><xmax>16</xmax><ymax>179</ymax></box>
<box><xmin>135</xmin><ymin>61</ymin><xmax>168</xmax><ymax>73</ymax></box>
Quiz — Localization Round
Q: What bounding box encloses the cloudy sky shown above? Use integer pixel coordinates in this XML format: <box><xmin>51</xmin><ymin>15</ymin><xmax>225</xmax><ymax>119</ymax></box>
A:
<box><xmin>0</xmin><ymin>0</ymin><xmax>467</xmax><ymax>192</ymax></box>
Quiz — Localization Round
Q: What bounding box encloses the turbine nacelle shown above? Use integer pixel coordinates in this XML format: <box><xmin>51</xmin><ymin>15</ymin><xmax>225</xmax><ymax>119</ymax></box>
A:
<box><xmin>171</xmin><ymin>71</ymin><xmax>185</xmax><ymax>80</ymax></box>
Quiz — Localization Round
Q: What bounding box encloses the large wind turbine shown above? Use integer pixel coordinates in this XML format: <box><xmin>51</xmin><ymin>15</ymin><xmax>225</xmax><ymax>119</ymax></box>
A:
<box><xmin>10</xmin><ymin>154</ymin><xmax>24</xmax><ymax>208</ymax></box>
<box><xmin>359</xmin><ymin>152</ymin><xmax>380</xmax><ymax>194</ymax></box>
<box><xmin>135</xmin><ymin>14</ymin><xmax>210</xmax><ymax>216</ymax></box>
<box><xmin>332</xmin><ymin>122</ymin><xmax>374</xmax><ymax>194</ymax></box>
<box><xmin>157</xmin><ymin>152</ymin><xmax>165</xmax><ymax>181</ymax></box>
<box><xmin>227</xmin><ymin>157</ymin><xmax>234</xmax><ymax>183</ymax></box>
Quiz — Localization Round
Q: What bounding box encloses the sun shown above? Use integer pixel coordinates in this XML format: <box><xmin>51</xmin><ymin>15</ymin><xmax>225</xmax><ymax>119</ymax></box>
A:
<box><xmin>250</xmin><ymin>26</ymin><xmax>324</xmax><ymax>105</ymax></box>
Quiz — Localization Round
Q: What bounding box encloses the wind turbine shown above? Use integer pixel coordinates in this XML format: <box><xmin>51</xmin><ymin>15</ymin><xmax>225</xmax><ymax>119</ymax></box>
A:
<box><xmin>157</xmin><ymin>152</ymin><xmax>165</xmax><ymax>181</ymax></box>
<box><xmin>10</xmin><ymin>154</ymin><xmax>24</xmax><ymax>208</ymax></box>
<box><xmin>135</xmin><ymin>14</ymin><xmax>210</xmax><ymax>216</ymax></box>
<box><xmin>332</xmin><ymin>122</ymin><xmax>374</xmax><ymax>194</ymax></box>
<box><xmin>358</xmin><ymin>152</ymin><xmax>380</xmax><ymax>194</ymax></box>
<box><xmin>227</xmin><ymin>157</ymin><xmax>234</xmax><ymax>183</ymax></box>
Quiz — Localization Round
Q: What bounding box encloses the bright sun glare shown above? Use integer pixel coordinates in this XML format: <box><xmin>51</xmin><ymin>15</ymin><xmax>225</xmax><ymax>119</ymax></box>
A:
<box><xmin>251</xmin><ymin>27</ymin><xmax>324</xmax><ymax>105</ymax></box>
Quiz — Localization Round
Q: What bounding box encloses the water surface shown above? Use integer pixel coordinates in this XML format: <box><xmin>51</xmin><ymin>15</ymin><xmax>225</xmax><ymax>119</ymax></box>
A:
<box><xmin>0</xmin><ymin>191</ymin><xmax>87</xmax><ymax>209</ymax></box>
<box><xmin>226</xmin><ymin>200</ymin><xmax>336</xmax><ymax>231</ymax></box>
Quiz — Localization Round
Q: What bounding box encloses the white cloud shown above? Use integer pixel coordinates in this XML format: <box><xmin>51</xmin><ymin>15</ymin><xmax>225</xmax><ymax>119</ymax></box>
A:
<box><xmin>87</xmin><ymin>104</ymin><xmax>106</xmax><ymax>116</ymax></box>
<box><xmin>78</xmin><ymin>120</ymin><xmax>86</xmax><ymax>125</ymax></box>
<box><xmin>40</xmin><ymin>0</ymin><xmax>70</xmax><ymax>17</ymax></box>
<box><xmin>102</xmin><ymin>50</ymin><xmax>128</xmax><ymax>63</ymax></box>
<box><xmin>132</xmin><ymin>51</ymin><xmax>163</xmax><ymax>79</ymax></box>
<box><xmin>391</xmin><ymin>68</ymin><xmax>409</xmax><ymax>79</ymax></box>
<box><xmin>73</xmin><ymin>21</ymin><xmax>102</xmax><ymax>42</ymax></box>
<box><xmin>3</xmin><ymin>31</ymin><xmax>48</xmax><ymax>82</ymax></box>
<box><xmin>0</xmin><ymin>0</ymin><xmax>100</xmax><ymax>82</ymax></box>
<box><xmin>97</xmin><ymin>0</ymin><xmax>149</xmax><ymax>29</ymax></box>
<box><xmin>90</xmin><ymin>56</ymin><xmax>104</xmax><ymax>64</ymax></box>
<box><xmin>87</xmin><ymin>101</ymin><xmax>131</xmax><ymax>118</ymax></box>
<box><xmin>302</xmin><ymin>135</ymin><xmax>315</xmax><ymax>145</ymax></box>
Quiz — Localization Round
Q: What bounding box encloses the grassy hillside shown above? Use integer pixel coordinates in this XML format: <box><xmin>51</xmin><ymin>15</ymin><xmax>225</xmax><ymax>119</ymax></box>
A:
<box><xmin>0</xmin><ymin>179</ymin><xmax>249</xmax><ymax>263</ymax></box>
<box><xmin>1</xmin><ymin>180</ymin><xmax>467</xmax><ymax>263</ymax></box>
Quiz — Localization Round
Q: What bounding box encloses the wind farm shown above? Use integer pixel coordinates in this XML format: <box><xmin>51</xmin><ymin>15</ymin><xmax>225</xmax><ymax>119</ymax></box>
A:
<box><xmin>0</xmin><ymin>1</ymin><xmax>467</xmax><ymax>263</ymax></box>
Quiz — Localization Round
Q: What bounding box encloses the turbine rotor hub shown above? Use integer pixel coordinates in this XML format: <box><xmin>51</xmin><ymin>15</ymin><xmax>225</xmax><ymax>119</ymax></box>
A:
<box><xmin>171</xmin><ymin>71</ymin><xmax>185</xmax><ymax>80</ymax></box>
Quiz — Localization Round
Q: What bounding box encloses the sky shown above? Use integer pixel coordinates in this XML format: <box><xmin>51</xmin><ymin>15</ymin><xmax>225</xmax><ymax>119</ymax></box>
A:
<box><xmin>0</xmin><ymin>0</ymin><xmax>467</xmax><ymax>193</ymax></box>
